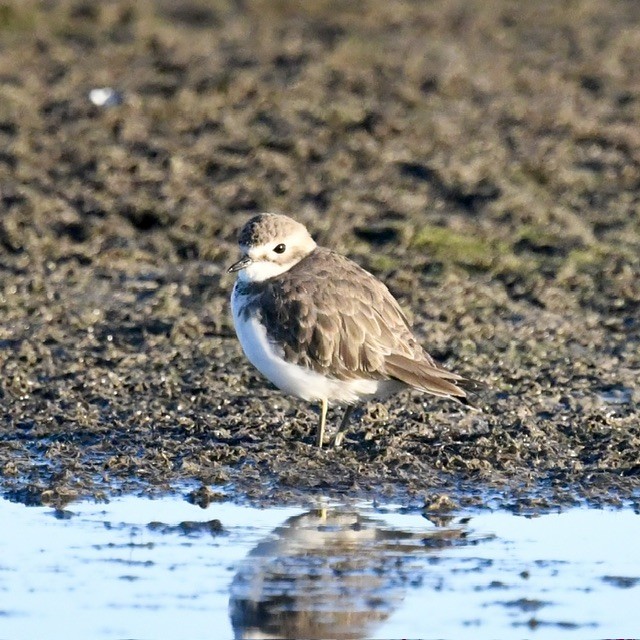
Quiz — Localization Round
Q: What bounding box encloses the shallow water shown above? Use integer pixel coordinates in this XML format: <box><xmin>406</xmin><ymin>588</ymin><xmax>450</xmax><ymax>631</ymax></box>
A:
<box><xmin>0</xmin><ymin>496</ymin><xmax>638</xmax><ymax>638</ymax></box>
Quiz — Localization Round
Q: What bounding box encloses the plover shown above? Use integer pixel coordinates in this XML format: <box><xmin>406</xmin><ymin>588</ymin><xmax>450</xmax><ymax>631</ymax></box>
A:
<box><xmin>229</xmin><ymin>213</ymin><xmax>475</xmax><ymax>448</ymax></box>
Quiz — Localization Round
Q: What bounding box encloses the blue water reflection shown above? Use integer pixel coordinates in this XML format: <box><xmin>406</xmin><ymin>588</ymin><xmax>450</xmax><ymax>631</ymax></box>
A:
<box><xmin>229</xmin><ymin>508</ymin><xmax>479</xmax><ymax>638</ymax></box>
<box><xmin>0</xmin><ymin>496</ymin><xmax>638</xmax><ymax>638</ymax></box>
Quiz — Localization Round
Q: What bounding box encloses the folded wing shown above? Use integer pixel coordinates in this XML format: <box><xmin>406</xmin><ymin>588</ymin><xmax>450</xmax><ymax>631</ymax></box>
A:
<box><xmin>259</xmin><ymin>248</ymin><xmax>473</xmax><ymax>403</ymax></box>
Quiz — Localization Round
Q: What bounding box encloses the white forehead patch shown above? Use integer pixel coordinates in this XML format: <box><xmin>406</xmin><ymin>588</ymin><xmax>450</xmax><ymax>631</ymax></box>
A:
<box><xmin>243</xmin><ymin>228</ymin><xmax>314</xmax><ymax>259</ymax></box>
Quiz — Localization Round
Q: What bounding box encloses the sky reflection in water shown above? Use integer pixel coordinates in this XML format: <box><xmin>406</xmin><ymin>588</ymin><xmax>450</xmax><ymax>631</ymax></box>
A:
<box><xmin>0</xmin><ymin>496</ymin><xmax>638</xmax><ymax>638</ymax></box>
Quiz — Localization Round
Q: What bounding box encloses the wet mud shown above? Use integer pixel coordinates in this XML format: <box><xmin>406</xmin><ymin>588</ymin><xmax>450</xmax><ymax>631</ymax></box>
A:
<box><xmin>0</xmin><ymin>0</ymin><xmax>639</xmax><ymax>509</ymax></box>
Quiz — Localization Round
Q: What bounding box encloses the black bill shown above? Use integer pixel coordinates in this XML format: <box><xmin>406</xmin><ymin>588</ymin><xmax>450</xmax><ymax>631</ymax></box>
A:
<box><xmin>227</xmin><ymin>256</ymin><xmax>253</xmax><ymax>273</ymax></box>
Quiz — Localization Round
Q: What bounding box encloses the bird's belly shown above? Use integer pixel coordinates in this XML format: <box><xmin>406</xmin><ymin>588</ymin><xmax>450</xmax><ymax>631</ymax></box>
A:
<box><xmin>232</xmin><ymin>300</ymin><xmax>400</xmax><ymax>404</ymax></box>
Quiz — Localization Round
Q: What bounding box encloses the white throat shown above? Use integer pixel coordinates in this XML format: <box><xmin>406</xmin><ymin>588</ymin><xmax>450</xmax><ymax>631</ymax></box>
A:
<box><xmin>238</xmin><ymin>259</ymin><xmax>295</xmax><ymax>283</ymax></box>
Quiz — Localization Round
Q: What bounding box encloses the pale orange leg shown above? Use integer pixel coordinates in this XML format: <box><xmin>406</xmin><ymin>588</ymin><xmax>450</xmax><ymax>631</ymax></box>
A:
<box><xmin>316</xmin><ymin>398</ymin><xmax>328</xmax><ymax>448</ymax></box>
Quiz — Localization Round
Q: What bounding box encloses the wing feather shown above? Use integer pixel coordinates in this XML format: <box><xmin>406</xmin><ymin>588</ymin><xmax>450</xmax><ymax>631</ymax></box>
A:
<box><xmin>257</xmin><ymin>248</ymin><xmax>471</xmax><ymax>400</ymax></box>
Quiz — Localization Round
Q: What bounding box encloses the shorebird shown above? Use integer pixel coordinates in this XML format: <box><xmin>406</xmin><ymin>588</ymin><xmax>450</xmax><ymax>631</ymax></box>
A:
<box><xmin>229</xmin><ymin>213</ymin><xmax>475</xmax><ymax>447</ymax></box>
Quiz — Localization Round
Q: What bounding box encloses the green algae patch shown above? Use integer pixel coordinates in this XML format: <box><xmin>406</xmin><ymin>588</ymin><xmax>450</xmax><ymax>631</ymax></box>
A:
<box><xmin>411</xmin><ymin>224</ymin><xmax>507</xmax><ymax>271</ymax></box>
<box><xmin>0</xmin><ymin>3</ymin><xmax>37</xmax><ymax>31</ymax></box>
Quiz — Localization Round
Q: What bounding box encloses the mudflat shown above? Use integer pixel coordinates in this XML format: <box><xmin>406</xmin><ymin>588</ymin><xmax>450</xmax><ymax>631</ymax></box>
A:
<box><xmin>0</xmin><ymin>0</ymin><xmax>638</xmax><ymax>510</ymax></box>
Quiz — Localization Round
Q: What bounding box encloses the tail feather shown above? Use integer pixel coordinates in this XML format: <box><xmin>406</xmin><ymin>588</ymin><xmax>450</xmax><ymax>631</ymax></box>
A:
<box><xmin>385</xmin><ymin>353</ymin><xmax>481</xmax><ymax>407</ymax></box>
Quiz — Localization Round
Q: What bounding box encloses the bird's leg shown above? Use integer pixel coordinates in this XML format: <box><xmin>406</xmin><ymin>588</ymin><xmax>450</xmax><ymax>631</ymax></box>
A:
<box><xmin>331</xmin><ymin>405</ymin><xmax>355</xmax><ymax>448</ymax></box>
<box><xmin>316</xmin><ymin>398</ymin><xmax>328</xmax><ymax>448</ymax></box>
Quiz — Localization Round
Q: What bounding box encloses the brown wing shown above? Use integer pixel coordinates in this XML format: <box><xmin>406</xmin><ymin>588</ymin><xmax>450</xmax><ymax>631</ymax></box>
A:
<box><xmin>258</xmin><ymin>248</ymin><xmax>471</xmax><ymax>402</ymax></box>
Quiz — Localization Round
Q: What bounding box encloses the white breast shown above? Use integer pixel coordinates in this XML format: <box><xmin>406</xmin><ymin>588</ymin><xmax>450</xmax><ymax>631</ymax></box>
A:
<box><xmin>231</xmin><ymin>285</ymin><xmax>401</xmax><ymax>405</ymax></box>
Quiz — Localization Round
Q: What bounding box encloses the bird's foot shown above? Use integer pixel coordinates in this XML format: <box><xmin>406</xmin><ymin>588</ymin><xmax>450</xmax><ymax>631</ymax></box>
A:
<box><xmin>330</xmin><ymin>431</ymin><xmax>345</xmax><ymax>449</ymax></box>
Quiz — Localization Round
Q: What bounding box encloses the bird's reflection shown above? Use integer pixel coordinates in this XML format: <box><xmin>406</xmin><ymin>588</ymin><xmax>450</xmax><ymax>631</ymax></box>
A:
<box><xmin>229</xmin><ymin>507</ymin><xmax>469</xmax><ymax>639</ymax></box>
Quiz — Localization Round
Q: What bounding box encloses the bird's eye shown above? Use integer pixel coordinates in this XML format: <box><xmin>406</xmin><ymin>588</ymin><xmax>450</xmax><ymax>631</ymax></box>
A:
<box><xmin>273</xmin><ymin>243</ymin><xmax>286</xmax><ymax>254</ymax></box>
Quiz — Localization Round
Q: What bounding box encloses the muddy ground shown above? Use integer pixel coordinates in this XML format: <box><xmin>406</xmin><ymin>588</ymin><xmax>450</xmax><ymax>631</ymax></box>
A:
<box><xmin>0</xmin><ymin>0</ymin><xmax>638</xmax><ymax>511</ymax></box>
